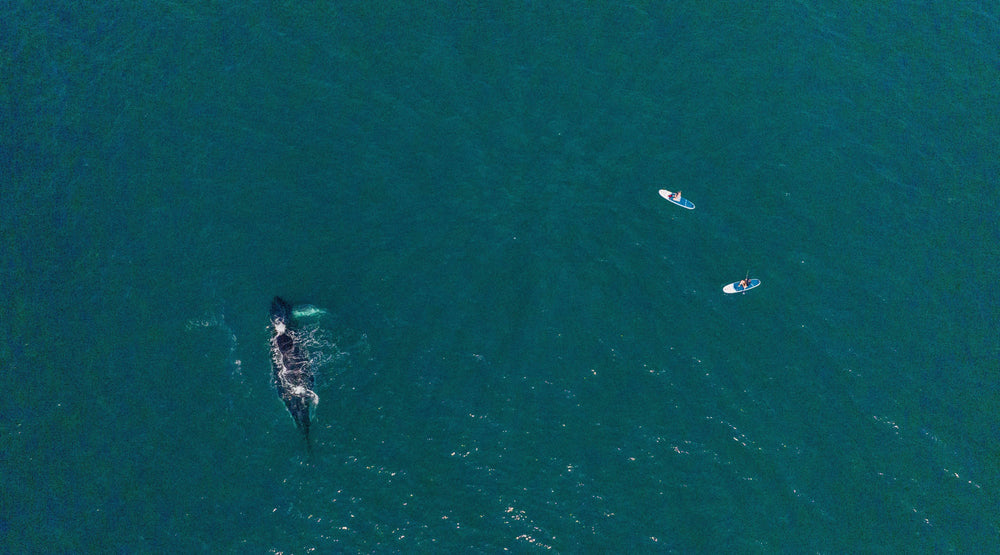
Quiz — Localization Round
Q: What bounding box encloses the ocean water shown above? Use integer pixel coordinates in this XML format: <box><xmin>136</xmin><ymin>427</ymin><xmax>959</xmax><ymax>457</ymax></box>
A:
<box><xmin>3</xmin><ymin>1</ymin><xmax>998</xmax><ymax>552</ymax></box>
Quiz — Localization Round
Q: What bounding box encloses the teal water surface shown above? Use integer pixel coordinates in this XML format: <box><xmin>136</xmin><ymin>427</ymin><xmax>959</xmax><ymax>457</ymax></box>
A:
<box><xmin>3</xmin><ymin>1</ymin><xmax>998</xmax><ymax>552</ymax></box>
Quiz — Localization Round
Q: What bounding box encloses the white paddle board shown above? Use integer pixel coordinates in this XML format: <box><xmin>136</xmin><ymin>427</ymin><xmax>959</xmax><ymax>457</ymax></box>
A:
<box><xmin>658</xmin><ymin>189</ymin><xmax>695</xmax><ymax>209</ymax></box>
<box><xmin>723</xmin><ymin>278</ymin><xmax>761</xmax><ymax>294</ymax></box>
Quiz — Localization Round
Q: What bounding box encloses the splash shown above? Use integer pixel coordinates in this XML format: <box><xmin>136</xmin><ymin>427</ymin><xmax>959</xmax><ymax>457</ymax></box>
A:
<box><xmin>185</xmin><ymin>310</ymin><xmax>242</xmax><ymax>376</ymax></box>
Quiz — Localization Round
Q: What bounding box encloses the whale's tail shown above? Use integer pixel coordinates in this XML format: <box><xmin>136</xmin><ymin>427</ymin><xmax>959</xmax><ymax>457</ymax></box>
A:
<box><xmin>283</xmin><ymin>395</ymin><xmax>313</xmax><ymax>440</ymax></box>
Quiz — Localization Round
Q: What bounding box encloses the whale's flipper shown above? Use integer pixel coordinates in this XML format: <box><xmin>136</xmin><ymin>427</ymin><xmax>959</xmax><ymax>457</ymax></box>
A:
<box><xmin>269</xmin><ymin>296</ymin><xmax>317</xmax><ymax>445</ymax></box>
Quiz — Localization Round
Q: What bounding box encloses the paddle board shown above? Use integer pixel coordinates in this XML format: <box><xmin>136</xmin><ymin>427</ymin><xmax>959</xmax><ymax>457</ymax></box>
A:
<box><xmin>723</xmin><ymin>278</ymin><xmax>761</xmax><ymax>294</ymax></box>
<box><xmin>658</xmin><ymin>189</ymin><xmax>695</xmax><ymax>210</ymax></box>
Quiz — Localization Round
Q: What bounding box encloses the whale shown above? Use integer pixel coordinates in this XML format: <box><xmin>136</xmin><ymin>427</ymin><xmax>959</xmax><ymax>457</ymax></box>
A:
<box><xmin>269</xmin><ymin>296</ymin><xmax>318</xmax><ymax>443</ymax></box>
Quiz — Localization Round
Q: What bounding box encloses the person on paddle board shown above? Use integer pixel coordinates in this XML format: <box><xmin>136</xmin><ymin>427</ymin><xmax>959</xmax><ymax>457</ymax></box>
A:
<box><xmin>739</xmin><ymin>278</ymin><xmax>750</xmax><ymax>288</ymax></box>
<box><xmin>672</xmin><ymin>191</ymin><xmax>681</xmax><ymax>201</ymax></box>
